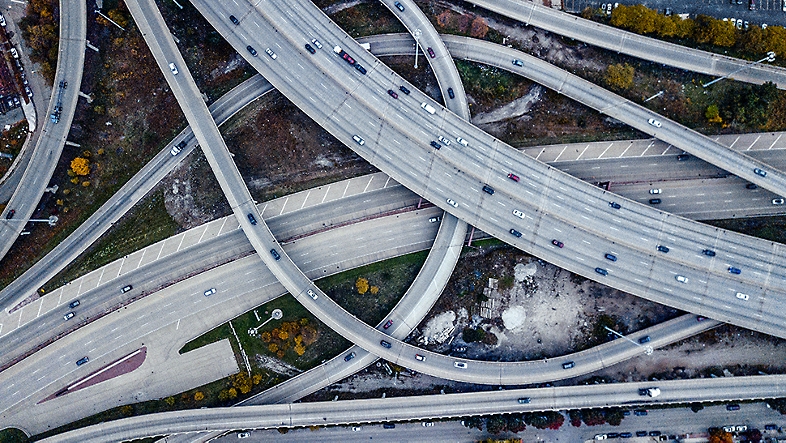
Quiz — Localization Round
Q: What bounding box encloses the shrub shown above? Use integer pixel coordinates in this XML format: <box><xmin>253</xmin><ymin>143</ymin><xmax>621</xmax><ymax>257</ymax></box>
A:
<box><xmin>194</xmin><ymin>391</ymin><xmax>204</xmax><ymax>401</ymax></box>
<box><xmin>356</xmin><ymin>277</ymin><xmax>369</xmax><ymax>294</ymax></box>
<box><xmin>70</xmin><ymin>157</ymin><xmax>89</xmax><ymax>176</ymax></box>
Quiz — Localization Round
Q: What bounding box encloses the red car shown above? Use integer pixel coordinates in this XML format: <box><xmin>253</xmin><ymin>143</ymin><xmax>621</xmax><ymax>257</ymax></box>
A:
<box><xmin>387</xmin><ymin>89</ymin><xmax>398</xmax><ymax>99</ymax></box>
<box><xmin>507</xmin><ymin>173</ymin><xmax>520</xmax><ymax>182</ymax></box>
<box><xmin>427</xmin><ymin>47</ymin><xmax>436</xmax><ymax>58</ymax></box>
<box><xmin>383</xmin><ymin>319</ymin><xmax>393</xmax><ymax>329</ymax></box>
<box><xmin>551</xmin><ymin>239</ymin><xmax>564</xmax><ymax>248</ymax></box>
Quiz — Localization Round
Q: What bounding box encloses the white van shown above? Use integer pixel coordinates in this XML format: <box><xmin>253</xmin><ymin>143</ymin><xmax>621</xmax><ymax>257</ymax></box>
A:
<box><xmin>420</xmin><ymin>102</ymin><xmax>436</xmax><ymax>114</ymax></box>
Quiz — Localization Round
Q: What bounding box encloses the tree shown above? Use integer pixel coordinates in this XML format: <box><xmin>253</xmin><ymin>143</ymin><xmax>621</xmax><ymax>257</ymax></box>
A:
<box><xmin>708</xmin><ymin>428</ymin><xmax>733</xmax><ymax>443</ymax></box>
<box><xmin>690</xmin><ymin>402</ymin><xmax>705</xmax><ymax>412</ymax></box>
<box><xmin>486</xmin><ymin>415</ymin><xmax>507</xmax><ymax>434</ymax></box>
<box><xmin>470</xmin><ymin>16</ymin><xmax>489</xmax><ymax>39</ymax></box>
<box><xmin>705</xmin><ymin>104</ymin><xmax>722</xmax><ymax>124</ymax></box>
<box><xmin>70</xmin><ymin>157</ymin><xmax>90</xmax><ymax>176</ymax></box>
<box><xmin>356</xmin><ymin>277</ymin><xmax>369</xmax><ymax>294</ymax></box>
<box><xmin>605</xmin><ymin>63</ymin><xmax>635</xmax><ymax>90</ymax></box>
<box><xmin>194</xmin><ymin>391</ymin><xmax>204</xmax><ymax>401</ymax></box>
<box><xmin>605</xmin><ymin>408</ymin><xmax>625</xmax><ymax>426</ymax></box>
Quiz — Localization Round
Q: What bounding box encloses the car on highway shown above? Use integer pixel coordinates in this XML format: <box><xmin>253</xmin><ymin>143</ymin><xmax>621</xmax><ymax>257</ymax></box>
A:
<box><xmin>754</xmin><ymin>167</ymin><xmax>767</xmax><ymax>177</ymax></box>
<box><xmin>76</xmin><ymin>356</ymin><xmax>89</xmax><ymax>366</ymax></box>
<box><xmin>63</xmin><ymin>312</ymin><xmax>75</xmax><ymax>321</ymax></box>
<box><xmin>697</xmin><ymin>316</ymin><xmax>706</xmax><ymax>321</ymax></box>
<box><xmin>562</xmin><ymin>361</ymin><xmax>575</xmax><ymax>369</ymax></box>
<box><xmin>595</xmin><ymin>267</ymin><xmax>608</xmax><ymax>276</ymax></box>
<box><xmin>380</xmin><ymin>340</ymin><xmax>392</xmax><ymax>348</ymax></box>
<box><xmin>447</xmin><ymin>88</ymin><xmax>455</xmax><ymax>99</ymax></box>
<box><xmin>675</xmin><ymin>275</ymin><xmax>688</xmax><ymax>283</ymax></box>
<box><xmin>609</xmin><ymin>201</ymin><xmax>621</xmax><ymax>209</ymax></box>
<box><xmin>304</xmin><ymin>43</ymin><xmax>315</xmax><ymax>54</ymax></box>
<box><xmin>355</xmin><ymin>64</ymin><xmax>367</xmax><ymax>75</ymax></box>
<box><xmin>657</xmin><ymin>245</ymin><xmax>669</xmax><ymax>253</ymax></box>
<box><xmin>247</xmin><ymin>213</ymin><xmax>257</xmax><ymax>225</ymax></box>
<box><xmin>482</xmin><ymin>185</ymin><xmax>494</xmax><ymax>195</ymax></box>
<box><xmin>383</xmin><ymin>319</ymin><xmax>393</xmax><ymax>329</ymax></box>
<box><xmin>517</xmin><ymin>397</ymin><xmax>531</xmax><ymax>404</ymax></box>
<box><xmin>454</xmin><ymin>361</ymin><xmax>467</xmax><ymax>368</ymax></box>
<box><xmin>168</xmin><ymin>63</ymin><xmax>178</xmax><ymax>75</ymax></box>
<box><xmin>649</xmin><ymin>189</ymin><xmax>661</xmax><ymax>194</ymax></box>
<box><xmin>121</xmin><ymin>285</ymin><xmax>133</xmax><ymax>293</ymax></box>
<box><xmin>513</xmin><ymin>209</ymin><xmax>525</xmax><ymax>219</ymax></box>
<box><xmin>229</xmin><ymin>15</ymin><xmax>239</xmax><ymax>25</ymax></box>
<box><xmin>639</xmin><ymin>335</ymin><xmax>651</xmax><ymax>344</ymax></box>
<box><xmin>5</xmin><ymin>209</ymin><xmax>14</xmax><ymax>219</ymax></box>
<box><xmin>647</xmin><ymin>118</ymin><xmax>662</xmax><ymax>128</ymax></box>
<box><xmin>383</xmin><ymin>423</ymin><xmax>395</xmax><ymax>429</ymax></box>
<box><xmin>270</xmin><ymin>249</ymin><xmax>281</xmax><ymax>260</ymax></box>
<box><xmin>237</xmin><ymin>432</ymin><xmax>250</xmax><ymax>438</ymax></box>
<box><xmin>415</xmin><ymin>354</ymin><xmax>426</xmax><ymax>361</ymax></box>
<box><xmin>746</xmin><ymin>183</ymin><xmax>758</xmax><ymax>189</ymax></box>
<box><xmin>438</xmin><ymin>135</ymin><xmax>451</xmax><ymax>145</ymax></box>
<box><xmin>170</xmin><ymin>140</ymin><xmax>186</xmax><ymax>156</ymax></box>
<box><xmin>422</xmin><ymin>421</ymin><xmax>434</xmax><ymax>427</ymax></box>
<box><xmin>446</xmin><ymin>198</ymin><xmax>458</xmax><ymax>208</ymax></box>
<box><xmin>604</xmin><ymin>253</ymin><xmax>617</xmax><ymax>262</ymax></box>
<box><xmin>204</xmin><ymin>288</ymin><xmax>216</xmax><ymax>297</ymax></box>
<box><xmin>344</xmin><ymin>352</ymin><xmax>356</xmax><ymax>362</ymax></box>
<box><xmin>512</xmin><ymin>59</ymin><xmax>524</xmax><ymax>67</ymax></box>
<box><xmin>246</xmin><ymin>45</ymin><xmax>258</xmax><ymax>56</ymax></box>
<box><xmin>728</xmin><ymin>266</ymin><xmax>741</xmax><ymax>274</ymax></box>
<box><xmin>311</xmin><ymin>38</ymin><xmax>322</xmax><ymax>49</ymax></box>
<box><xmin>456</xmin><ymin>137</ymin><xmax>469</xmax><ymax>146</ymax></box>
<box><xmin>265</xmin><ymin>48</ymin><xmax>277</xmax><ymax>59</ymax></box>
<box><xmin>307</xmin><ymin>289</ymin><xmax>318</xmax><ymax>300</ymax></box>
<box><xmin>702</xmin><ymin>249</ymin><xmax>716</xmax><ymax>257</ymax></box>
<box><xmin>69</xmin><ymin>300</ymin><xmax>80</xmax><ymax>309</ymax></box>
<box><xmin>430</xmin><ymin>141</ymin><xmax>441</xmax><ymax>150</ymax></box>
<box><xmin>773</xmin><ymin>198</ymin><xmax>785</xmax><ymax>205</ymax></box>
<box><xmin>507</xmin><ymin>173</ymin><xmax>520</xmax><ymax>182</ymax></box>
<box><xmin>552</xmin><ymin>239</ymin><xmax>564</xmax><ymax>248</ymax></box>
<box><xmin>429</xmin><ymin>216</ymin><xmax>441</xmax><ymax>223</ymax></box>
<box><xmin>633</xmin><ymin>409</ymin><xmax>648</xmax><ymax>416</ymax></box>
<box><xmin>649</xmin><ymin>198</ymin><xmax>661</xmax><ymax>204</ymax></box>
<box><xmin>351</xmin><ymin>426</ymin><xmax>361</xmax><ymax>431</ymax></box>
<box><xmin>387</xmin><ymin>89</ymin><xmax>398</xmax><ymax>99</ymax></box>
<box><xmin>394</xmin><ymin>1</ymin><xmax>405</xmax><ymax>11</ymax></box>
<box><xmin>352</xmin><ymin>135</ymin><xmax>365</xmax><ymax>146</ymax></box>
<box><xmin>736</xmin><ymin>292</ymin><xmax>749</xmax><ymax>301</ymax></box>
<box><xmin>427</xmin><ymin>47</ymin><xmax>436</xmax><ymax>58</ymax></box>
<box><xmin>399</xmin><ymin>85</ymin><xmax>410</xmax><ymax>95</ymax></box>
<box><xmin>510</xmin><ymin>229</ymin><xmax>522</xmax><ymax>238</ymax></box>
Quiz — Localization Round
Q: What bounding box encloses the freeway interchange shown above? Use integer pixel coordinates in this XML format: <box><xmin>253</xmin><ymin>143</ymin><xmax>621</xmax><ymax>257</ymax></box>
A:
<box><xmin>2</xmin><ymin>0</ymin><xmax>786</xmax><ymax>439</ymax></box>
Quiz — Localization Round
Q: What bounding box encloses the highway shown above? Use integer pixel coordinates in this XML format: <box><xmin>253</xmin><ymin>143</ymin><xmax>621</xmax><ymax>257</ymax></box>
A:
<box><xmin>188</xmin><ymin>0</ymin><xmax>786</xmax><ymax>378</ymax></box>
<box><xmin>467</xmin><ymin>0</ymin><xmax>786</xmax><ymax>89</ymax></box>
<box><xmin>38</xmin><ymin>373</ymin><xmax>786</xmax><ymax>443</ymax></box>
<box><xmin>0</xmin><ymin>0</ymin><xmax>86</xmax><ymax>263</ymax></box>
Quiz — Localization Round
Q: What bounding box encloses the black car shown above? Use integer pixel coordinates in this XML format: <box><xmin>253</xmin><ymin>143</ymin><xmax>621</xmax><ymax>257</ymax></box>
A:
<box><xmin>270</xmin><ymin>249</ymin><xmax>281</xmax><ymax>261</ymax></box>
<box><xmin>639</xmin><ymin>335</ymin><xmax>651</xmax><ymax>344</ymax></box>
<box><xmin>5</xmin><ymin>209</ymin><xmax>14</xmax><ymax>219</ymax></box>
<box><xmin>620</xmin><ymin>432</ymin><xmax>632</xmax><ymax>438</ymax></box>
<box><xmin>649</xmin><ymin>198</ymin><xmax>661</xmax><ymax>204</ymax></box>
<box><xmin>76</xmin><ymin>356</ymin><xmax>89</xmax><ymax>366</ymax></box>
<box><xmin>636</xmin><ymin>430</ymin><xmax>648</xmax><ymax>436</ymax></box>
<box><xmin>229</xmin><ymin>15</ymin><xmax>239</xmax><ymax>25</ymax></box>
<box><xmin>482</xmin><ymin>185</ymin><xmax>494</xmax><ymax>195</ymax></box>
<box><xmin>383</xmin><ymin>423</ymin><xmax>395</xmax><ymax>429</ymax></box>
<box><xmin>607</xmin><ymin>433</ymin><xmax>619</xmax><ymax>439</ymax></box>
<box><xmin>304</xmin><ymin>43</ymin><xmax>315</xmax><ymax>54</ymax></box>
<box><xmin>344</xmin><ymin>352</ymin><xmax>356</xmax><ymax>362</ymax></box>
<box><xmin>510</xmin><ymin>229</ymin><xmax>522</xmax><ymax>238</ymax></box>
<box><xmin>726</xmin><ymin>404</ymin><xmax>740</xmax><ymax>411</ymax></box>
<box><xmin>702</xmin><ymin>249</ymin><xmax>716</xmax><ymax>257</ymax></box>
<box><xmin>399</xmin><ymin>85</ymin><xmax>410</xmax><ymax>95</ymax></box>
<box><xmin>447</xmin><ymin>88</ymin><xmax>455</xmax><ymax>99</ymax></box>
<box><xmin>387</xmin><ymin>89</ymin><xmax>398</xmax><ymax>99</ymax></box>
<box><xmin>69</xmin><ymin>300</ymin><xmax>80</xmax><ymax>309</ymax></box>
<box><xmin>355</xmin><ymin>64</ymin><xmax>367</xmax><ymax>75</ymax></box>
<box><xmin>247</xmin><ymin>45</ymin><xmax>258</xmax><ymax>56</ymax></box>
<box><xmin>430</xmin><ymin>141</ymin><xmax>441</xmax><ymax>150</ymax></box>
<box><xmin>633</xmin><ymin>410</ymin><xmax>648</xmax><ymax>416</ymax></box>
<box><xmin>562</xmin><ymin>361</ymin><xmax>575</xmax><ymax>369</ymax></box>
<box><xmin>247</xmin><ymin>213</ymin><xmax>257</xmax><ymax>225</ymax></box>
<box><xmin>604</xmin><ymin>253</ymin><xmax>617</xmax><ymax>262</ymax></box>
<box><xmin>728</xmin><ymin>266</ymin><xmax>741</xmax><ymax>274</ymax></box>
<box><xmin>595</xmin><ymin>267</ymin><xmax>608</xmax><ymax>276</ymax></box>
<box><xmin>649</xmin><ymin>431</ymin><xmax>661</xmax><ymax>436</ymax></box>
<box><xmin>657</xmin><ymin>245</ymin><xmax>669</xmax><ymax>253</ymax></box>
<box><xmin>609</xmin><ymin>201</ymin><xmax>621</xmax><ymax>209</ymax></box>
<box><xmin>380</xmin><ymin>340</ymin><xmax>391</xmax><ymax>348</ymax></box>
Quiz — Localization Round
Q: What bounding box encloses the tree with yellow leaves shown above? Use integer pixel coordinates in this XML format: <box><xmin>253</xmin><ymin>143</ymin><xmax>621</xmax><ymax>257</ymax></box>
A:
<box><xmin>356</xmin><ymin>277</ymin><xmax>369</xmax><ymax>294</ymax></box>
<box><xmin>70</xmin><ymin>157</ymin><xmax>90</xmax><ymax>176</ymax></box>
<box><xmin>194</xmin><ymin>391</ymin><xmax>204</xmax><ymax>401</ymax></box>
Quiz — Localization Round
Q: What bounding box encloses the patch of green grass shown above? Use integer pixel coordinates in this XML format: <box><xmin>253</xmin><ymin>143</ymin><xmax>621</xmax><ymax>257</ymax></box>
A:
<box><xmin>0</xmin><ymin>428</ymin><xmax>28</xmax><ymax>443</ymax></box>
<box><xmin>317</xmin><ymin>250</ymin><xmax>429</xmax><ymax>326</ymax></box>
<box><xmin>42</xmin><ymin>191</ymin><xmax>180</xmax><ymax>292</ymax></box>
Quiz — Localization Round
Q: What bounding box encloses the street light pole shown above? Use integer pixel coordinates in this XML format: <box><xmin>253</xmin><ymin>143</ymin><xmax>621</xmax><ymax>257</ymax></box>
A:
<box><xmin>248</xmin><ymin>308</ymin><xmax>283</xmax><ymax>336</ymax></box>
<box><xmin>702</xmin><ymin>51</ymin><xmax>776</xmax><ymax>88</ymax></box>
<box><xmin>604</xmin><ymin>326</ymin><xmax>653</xmax><ymax>355</ymax></box>
<box><xmin>413</xmin><ymin>29</ymin><xmax>421</xmax><ymax>69</ymax></box>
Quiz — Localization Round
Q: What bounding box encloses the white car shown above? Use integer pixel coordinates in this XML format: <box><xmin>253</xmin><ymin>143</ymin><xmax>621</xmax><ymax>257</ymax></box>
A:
<box><xmin>456</xmin><ymin>137</ymin><xmax>469</xmax><ymax>146</ymax></box>
<box><xmin>265</xmin><ymin>48</ymin><xmax>277</xmax><ymax>59</ymax></box>
<box><xmin>307</xmin><ymin>289</ymin><xmax>318</xmax><ymax>300</ymax></box>
<box><xmin>204</xmin><ymin>288</ymin><xmax>216</xmax><ymax>296</ymax></box>
<box><xmin>512</xmin><ymin>209</ymin><xmax>525</xmax><ymax>219</ymax></box>
<box><xmin>647</xmin><ymin>118</ymin><xmax>662</xmax><ymax>128</ymax></box>
<box><xmin>675</xmin><ymin>275</ymin><xmax>688</xmax><ymax>283</ymax></box>
<box><xmin>438</xmin><ymin>135</ymin><xmax>451</xmax><ymax>146</ymax></box>
<box><xmin>736</xmin><ymin>292</ymin><xmax>749</xmax><ymax>301</ymax></box>
<box><xmin>595</xmin><ymin>434</ymin><xmax>607</xmax><ymax>441</ymax></box>
<box><xmin>649</xmin><ymin>189</ymin><xmax>661</xmax><ymax>195</ymax></box>
<box><xmin>352</xmin><ymin>135</ymin><xmax>364</xmax><ymax>146</ymax></box>
<box><xmin>736</xmin><ymin>18</ymin><xmax>743</xmax><ymax>29</ymax></box>
<box><xmin>422</xmin><ymin>422</ymin><xmax>434</xmax><ymax>427</ymax></box>
<box><xmin>168</xmin><ymin>63</ymin><xmax>178</xmax><ymax>75</ymax></box>
<box><xmin>454</xmin><ymin>361</ymin><xmax>467</xmax><ymax>368</ymax></box>
<box><xmin>237</xmin><ymin>432</ymin><xmax>250</xmax><ymax>439</ymax></box>
<box><xmin>311</xmin><ymin>38</ymin><xmax>323</xmax><ymax>49</ymax></box>
<box><xmin>446</xmin><ymin>198</ymin><xmax>458</xmax><ymax>208</ymax></box>
<box><xmin>351</xmin><ymin>426</ymin><xmax>361</xmax><ymax>431</ymax></box>
<box><xmin>773</xmin><ymin>198</ymin><xmax>785</xmax><ymax>205</ymax></box>
<box><xmin>0</xmin><ymin>14</ymin><xmax>6</xmax><ymax>27</ymax></box>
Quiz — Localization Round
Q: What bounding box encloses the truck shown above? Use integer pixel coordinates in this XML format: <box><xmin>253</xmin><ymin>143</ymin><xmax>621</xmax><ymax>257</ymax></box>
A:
<box><xmin>420</xmin><ymin>102</ymin><xmax>436</xmax><ymax>114</ymax></box>
<box><xmin>639</xmin><ymin>387</ymin><xmax>661</xmax><ymax>397</ymax></box>
<box><xmin>333</xmin><ymin>46</ymin><xmax>355</xmax><ymax>65</ymax></box>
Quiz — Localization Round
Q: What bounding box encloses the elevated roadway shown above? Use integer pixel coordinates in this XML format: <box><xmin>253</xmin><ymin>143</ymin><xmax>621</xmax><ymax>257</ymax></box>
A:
<box><xmin>38</xmin><ymin>373</ymin><xmax>786</xmax><ymax>443</ymax></box>
<box><xmin>467</xmin><ymin>0</ymin><xmax>786</xmax><ymax>89</ymax></box>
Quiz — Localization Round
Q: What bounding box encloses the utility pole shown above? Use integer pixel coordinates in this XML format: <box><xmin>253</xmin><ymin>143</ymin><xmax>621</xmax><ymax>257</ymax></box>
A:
<box><xmin>703</xmin><ymin>51</ymin><xmax>776</xmax><ymax>88</ymax></box>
